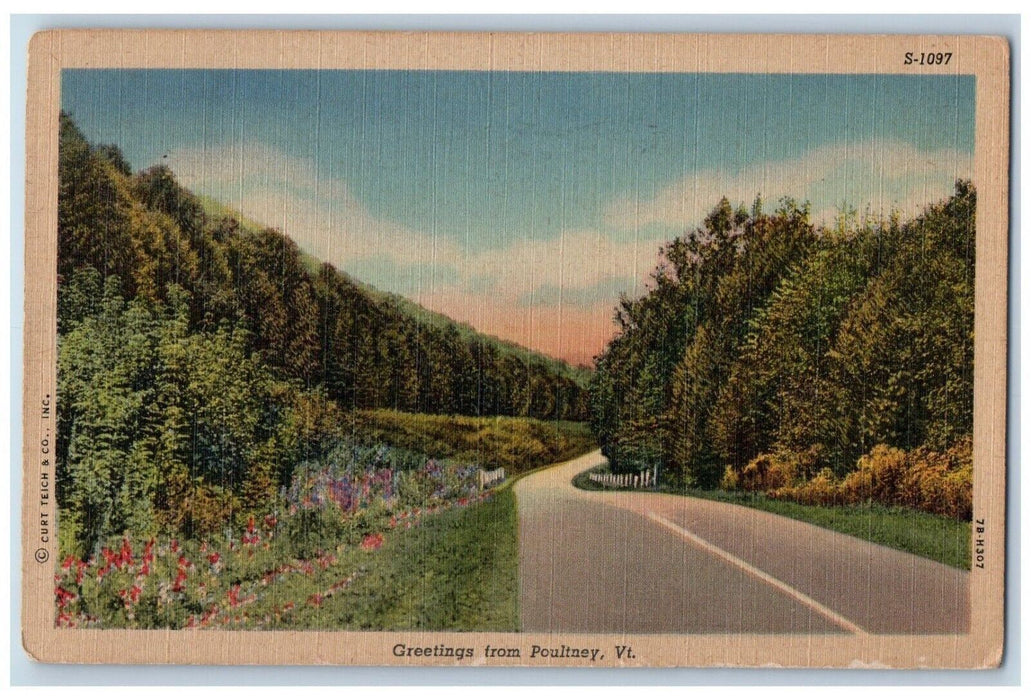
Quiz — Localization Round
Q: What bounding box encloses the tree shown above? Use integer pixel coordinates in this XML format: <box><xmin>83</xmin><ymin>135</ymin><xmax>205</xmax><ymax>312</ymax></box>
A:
<box><xmin>591</xmin><ymin>184</ymin><xmax>974</xmax><ymax>491</ymax></box>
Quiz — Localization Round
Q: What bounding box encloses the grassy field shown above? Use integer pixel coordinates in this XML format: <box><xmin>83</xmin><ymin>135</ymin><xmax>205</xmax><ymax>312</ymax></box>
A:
<box><xmin>571</xmin><ymin>465</ymin><xmax>971</xmax><ymax>570</ymax></box>
<box><xmin>292</xmin><ymin>488</ymin><xmax>520</xmax><ymax>631</ymax></box>
<box><xmin>353</xmin><ymin>409</ymin><xmax>595</xmax><ymax>476</ymax></box>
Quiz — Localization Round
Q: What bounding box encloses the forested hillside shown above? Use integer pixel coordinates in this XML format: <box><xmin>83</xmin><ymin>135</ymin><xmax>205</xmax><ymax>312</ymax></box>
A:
<box><xmin>57</xmin><ymin>113</ymin><xmax>589</xmax><ymax>421</ymax></box>
<box><xmin>55</xmin><ymin>113</ymin><xmax>590</xmax><ymax>557</ymax></box>
<box><xmin>590</xmin><ymin>185</ymin><xmax>974</xmax><ymax>519</ymax></box>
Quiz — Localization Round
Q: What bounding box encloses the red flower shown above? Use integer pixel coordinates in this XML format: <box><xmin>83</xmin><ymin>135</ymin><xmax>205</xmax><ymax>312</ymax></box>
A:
<box><xmin>54</xmin><ymin>586</ymin><xmax>76</xmax><ymax>607</ymax></box>
<box><xmin>360</xmin><ymin>533</ymin><xmax>384</xmax><ymax>551</ymax></box>
<box><xmin>207</xmin><ymin>552</ymin><xmax>221</xmax><ymax>565</ymax></box>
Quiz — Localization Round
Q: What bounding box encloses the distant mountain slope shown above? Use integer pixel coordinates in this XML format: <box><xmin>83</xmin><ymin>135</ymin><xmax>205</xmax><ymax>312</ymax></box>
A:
<box><xmin>57</xmin><ymin>112</ymin><xmax>590</xmax><ymax>421</ymax></box>
<box><xmin>197</xmin><ymin>194</ymin><xmax>592</xmax><ymax>387</ymax></box>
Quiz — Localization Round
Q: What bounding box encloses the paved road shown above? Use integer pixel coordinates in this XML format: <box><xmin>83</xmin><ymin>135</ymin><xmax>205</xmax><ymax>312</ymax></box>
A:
<box><xmin>514</xmin><ymin>450</ymin><xmax>969</xmax><ymax>635</ymax></box>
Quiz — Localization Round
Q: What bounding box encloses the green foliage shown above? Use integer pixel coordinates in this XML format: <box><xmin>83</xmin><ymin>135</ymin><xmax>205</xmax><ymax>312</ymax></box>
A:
<box><xmin>350</xmin><ymin>409</ymin><xmax>596</xmax><ymax>476</ymax></box>
<box><xmin>592</xmin><ymin>196</ymin><xmax>820</xmax><ymax>488</ymax></box>
<box><xmin>826</xmin><ymin>183</ymin><xmax>975</xmax><ymax>463</ymax></box>
<box><xmin>57</xmin><ymin>115</ymin><xmax>137</xmax><ymax>299</ymax></box>
<box><xmin>283</xmin><ymin>507</ymin><xmax>358</xmax><ymax>560</ymax></box>
<box><xmin>766</xmin><ymin>439</ymin><xmax>973</xmax><ymax>520</ymax></box>
<box><xmin>57</xmin><ymin>281</ymin><xmax>280</xmax><ymax>554</ymax></box>
<box><xmin>591</xmin><ymin>184</ymin><xmax>975</xmax><ymax>510</ymax></box>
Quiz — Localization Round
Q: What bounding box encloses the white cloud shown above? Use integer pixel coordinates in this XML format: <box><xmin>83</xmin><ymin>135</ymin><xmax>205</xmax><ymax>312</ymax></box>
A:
<box><xmin>166</xmin><ymin>143</ymin><xmax>462</xmax><ymax>273</ymax></box>
<box><xmin>464</xmin><ymin>229</ymin><xmax>659</xmax><ymax>307</ymax></box>
<box><xmin>606</xmin><ymin>140</ymin><xmax>973</xmax><ymax>231</ymax></box>
<box><xmin>165</xmin><ymin>143</ymin><xmax>658</xmax><ymax>308</ymax></box>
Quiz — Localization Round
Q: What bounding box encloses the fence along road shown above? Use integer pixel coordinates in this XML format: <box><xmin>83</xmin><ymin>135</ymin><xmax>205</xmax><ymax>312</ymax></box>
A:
<box><xmin>513</xmin><ymin>450</ymin><xmax>969</xmax><ymax>634</ymax></box>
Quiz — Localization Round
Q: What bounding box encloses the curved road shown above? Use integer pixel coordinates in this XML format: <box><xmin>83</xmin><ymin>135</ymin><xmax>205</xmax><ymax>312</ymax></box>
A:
<box><xmin>514</xmin><ymin>450</ymin><xmax>969</xmax><ymax>635</ymax></box>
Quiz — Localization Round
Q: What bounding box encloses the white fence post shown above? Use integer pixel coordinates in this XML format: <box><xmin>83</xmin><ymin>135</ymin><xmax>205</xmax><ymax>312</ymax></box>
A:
<box><xmin>478</xmin><ymin>467</ymin><xmax>505</xmax><ymax>490</ymax></box>
<box><xmin>588</xmin><ymin>470</ymin><xmax>669</xmax><ymax>489</ymax></box>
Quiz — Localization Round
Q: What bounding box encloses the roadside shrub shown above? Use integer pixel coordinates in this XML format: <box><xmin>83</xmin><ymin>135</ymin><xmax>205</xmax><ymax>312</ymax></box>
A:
<box><xmin>900</xmin><ymin>439</ymin><xmax>973</xmax><ymax>520</ymax></box>
<box><xmin>840</xmin><ymin>445</ymin><xmax>909</xmax><ymax>504</ymax></box>
<box><xmin>719</xmin><ymin>465</ymin><xmax>739</xmax><ymax>491</ymax></box>
<box><xmin>284</xmin><ymin>506</ymin><xmax>357</xmax><ymax>559</ymax></box>
<box><xmin>770</xmin><ymin>467</ymin><xmax>840</xmax><ymax>506</ymax></box>
<box><xmin>736</xmin><ymin>452</ymin><xmax>798</xmax><ymax>492</ymax></box>
<box><xmin>767</xmin><ymin>438</ymin><xmax>972</xmax><ymax>520</ymax></box>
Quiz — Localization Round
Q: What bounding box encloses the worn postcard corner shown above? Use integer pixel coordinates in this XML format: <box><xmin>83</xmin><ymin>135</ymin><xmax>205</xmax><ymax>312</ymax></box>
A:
<box><xmin>21</xmin><ymin>29</ymin><xmax>1009</xmax><ymax>669</ymax></box>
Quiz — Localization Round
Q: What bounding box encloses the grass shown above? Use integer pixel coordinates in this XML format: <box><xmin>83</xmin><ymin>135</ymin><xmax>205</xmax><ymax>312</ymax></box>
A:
<box><xmin>353</xmin><ymin>409</ymin><xmax>596</xmax><ymax>476</ymax></box>
<box><xmin>252</xmin><ymin>490</ymin><xmax>520</xmax><ymax>630</ymax></box>
<box><xmin>689</xmin><ymin>489</ymin><xmax>972</xmax><ymax>570</ymax></box>
<box><xmin>324</xmin><ymin>488</ymin><xmax>520</xmax><ymax>631</ymax></box>
<box><xmin>225</xmin><ymin>491</ymin><xmax>520</xmax><ymax>630</ymax></box>
<box><xmin>571</xmin><ymin>465</ymin><xmax>971</xmax><ymax>570</ymax></box>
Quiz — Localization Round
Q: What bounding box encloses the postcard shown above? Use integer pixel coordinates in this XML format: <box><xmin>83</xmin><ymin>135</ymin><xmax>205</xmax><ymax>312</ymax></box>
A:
<box><xmin>20</xmin><ymin>30</ymin><xmax>1009</xmax><ymax>668</ymax></box>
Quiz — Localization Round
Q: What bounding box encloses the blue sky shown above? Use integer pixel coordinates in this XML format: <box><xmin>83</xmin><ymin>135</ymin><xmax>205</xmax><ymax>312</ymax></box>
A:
<box><xmin>61</xmin><ymin>69</ymin><xmax>975</xmax><ymax>364</ymax></box>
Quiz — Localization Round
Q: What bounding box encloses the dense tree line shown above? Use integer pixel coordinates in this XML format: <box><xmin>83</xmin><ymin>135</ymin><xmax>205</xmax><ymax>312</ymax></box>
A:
<box><xmin>590</xmin><ymin>183</ymin><xmax>975</xmax><ymax>492</ymax></box>
<box><xmin>57</xmin><ymin>113</ymin><xmax>589</xmax><ymax>421</ymax></box>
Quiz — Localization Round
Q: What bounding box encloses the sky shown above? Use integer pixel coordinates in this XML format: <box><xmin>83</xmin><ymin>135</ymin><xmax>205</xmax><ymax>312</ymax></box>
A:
<box><xmin>61</xmin><ymin>69</ymin><xmax>975</xmax><ymax>366</ymax></box>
